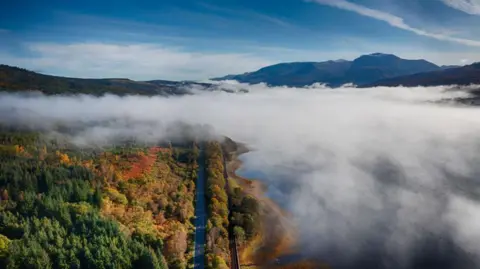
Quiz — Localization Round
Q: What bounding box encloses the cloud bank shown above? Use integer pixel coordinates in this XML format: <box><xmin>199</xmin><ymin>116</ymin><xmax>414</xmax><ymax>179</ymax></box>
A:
<box><xmin>441</xmin><ymin>0</ymin><xmax>480</xmax><ymax>15</ymax></box>
<box><xmin>0</xmin><ymin>43</ymin><xmax>271</xmax><ymax>81</ymax></box>
<box><xmin>2</xmin><ymin>83</ymin><xmax>480</xmax><ymax>268</ymax></box>
<box><xmin>309</xmin><ymin>0</ymin><xmax>480</xmax><ymax>47</ymax></box>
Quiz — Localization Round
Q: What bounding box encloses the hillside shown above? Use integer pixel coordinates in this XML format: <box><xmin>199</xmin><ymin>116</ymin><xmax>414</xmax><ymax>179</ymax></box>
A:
<box><xmin>345</xmin><ymin>53</ymin><xmax>440</xmax><ymax>85</ymax></box>
<box><xmin>364</xmin><ymin>62</ymin><xmax>480</xmax><ymax>87</ymax></box>
<box><xmin>214</xmin><ymin>53</ymin><xmax>442</xmax><ymax>87</ymax></box>
<box><xmin>0</xmin><ymin>65</ymin><xmax>211</xmax><ymax>96</ymax></box>
<box><xmin>0</xmin><ymin>122</ymin><xmax>266</xmax><ymax>269</ymax></box>
<box><xmin>215</xmin><ymin>60</ymin><xmax>352</xmax><ymax>87</ymax></box>
<box><xmin>0</xmin><ymin>127</ymin><xmax>203</xmax><ymax>268</ymax></box>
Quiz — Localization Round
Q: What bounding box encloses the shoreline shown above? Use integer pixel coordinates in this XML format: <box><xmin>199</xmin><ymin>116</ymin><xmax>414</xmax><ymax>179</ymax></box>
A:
<box><xmin>224</xmin><ymin>145</ymin><xmax>299</xmax><ymax>268</ymax></box>
<box><xmin>224</xmin><ymin>143</ymin><xmax>329</xmax><ymax>269</ymax></box>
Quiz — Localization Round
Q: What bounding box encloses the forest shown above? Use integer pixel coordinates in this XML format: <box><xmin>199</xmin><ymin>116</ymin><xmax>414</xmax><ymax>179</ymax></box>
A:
<box><xmin>204</xmin><ymin>141</ymin><xmax>260</xmax><ymax>269</ymax></box>
<box><xmin>0</xmin><ymin>65</ymin><xmax>183</xmax><ymax>96</ymax></box>
<box><xmin>204</xmin><ymin>142</ymin><xmax>230</xmax><ymax>269</ymax></box>
<box><xmin>0</xmin><ymin>127</ymin><xmax>199</xmax><ymax>269</ymax></box>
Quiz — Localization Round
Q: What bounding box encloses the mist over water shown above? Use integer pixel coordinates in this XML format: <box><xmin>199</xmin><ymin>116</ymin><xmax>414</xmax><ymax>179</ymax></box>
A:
<box><xmin>2</xmin><ymin>82</ymin><xmax>480</xmax><ymax>268</ymax></box>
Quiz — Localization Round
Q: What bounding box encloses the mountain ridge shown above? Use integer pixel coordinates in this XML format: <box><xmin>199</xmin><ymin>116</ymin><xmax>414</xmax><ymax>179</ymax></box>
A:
<box><xmin>0</xmin><ymin>56</ymin><xmax>476</xmax><ymax>96</ymax></box>
<box><xmin>0</xmin><ymin>65</ymin><xmax>216</xmax><ymax>96</ymax></box>
<box><xmin>364</xmin><ymin>62</ymin><xmax>480</xmax><ymax>87</ymax></box>
<box><xmin>213</xmin><ymin>53</ymin><xmax>452</xmax><ymax>87</ymax></box>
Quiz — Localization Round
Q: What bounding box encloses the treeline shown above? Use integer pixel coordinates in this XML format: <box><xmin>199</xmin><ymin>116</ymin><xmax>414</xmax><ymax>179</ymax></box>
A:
<box><xmin>228</xmin><ymin>188</ymin><xmax>260</xmax><ymax>244</ymax></box>
<box><xmin>0</xmin><ymin>65</ymin><xmax>179</xmax><ymax>96</ymax></box>
<box><xmin>204</xmin><ymin>140</ymin><xmax>262</xmax><ymax>268</ymax></box>
<box><xmin>204</xmin><ymin>142</ymin><xmax>230</xmax><ymax>269</ymax></box>
<box><xmin>221</xmin><ymin>140</ymin><xmax>260</xmax><ymax>246</ymax></box>
<box><xmin>0</xmin><ymin>129</ymin><xmax>199</xmax><ymax>269</ymax></box>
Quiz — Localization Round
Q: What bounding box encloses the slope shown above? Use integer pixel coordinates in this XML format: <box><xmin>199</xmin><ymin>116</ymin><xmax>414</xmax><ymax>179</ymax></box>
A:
<box><xmin>213</xmin><ymin>53</ymin><xmax>442</xmax><ymax>87</ymax></box>
<box><xmin>215</xmin><ymin>61</ymin><xmax>352</xmax><ymax>87</ymax></box>
<box><xmin>364</xmin><ymin>62</ymin><xmax>480</xmax><ymax>87</ymax></box>
<box><xmin>345</xmin><ymin>53</ymin><xmax>439</xmax><ymax>85</ymax></box>
<box><xmin>0</xmin><ymin>65</ymin><xmax>209</xmax><ymax>96</ymax></box>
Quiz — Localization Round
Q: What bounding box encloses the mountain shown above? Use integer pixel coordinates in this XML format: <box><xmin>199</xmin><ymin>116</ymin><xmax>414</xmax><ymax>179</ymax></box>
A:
<box><xmin>0</xmin><ymin>65</ymin><xmax>215</xmax><ymax>96</ymax></box>
<box><xmin>215</xmin><ymin>60</ymin><xmax>352</xmax><ymax>87</ymax></box>
<box><xmin>344</xmin><ymin>53</ymin><xmax>440</xmax><ymax>85</ymax></box>
<box><xmin>364</xmin><ymin>62</ymin><xmax>480</xmax><ymax>87</ymax></box>
<box><xmin>213</xmin><ymin>53</ymin><xmax>442</xmax><ymax>87</ymax></box>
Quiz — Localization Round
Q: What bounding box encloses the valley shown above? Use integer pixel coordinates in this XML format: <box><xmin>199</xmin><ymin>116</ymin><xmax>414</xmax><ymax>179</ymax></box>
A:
<box><xmin>3</xmin><ymin>0</ymin><xmax>480</xmax><ymax>267</ymax></box>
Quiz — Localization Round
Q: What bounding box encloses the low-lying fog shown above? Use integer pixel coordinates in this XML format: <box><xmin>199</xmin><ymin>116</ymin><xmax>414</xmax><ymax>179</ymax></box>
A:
<box><xmin>2</xmin><ymin>82</ymin><xmax>480</xmax><ymax>268</ymax></box>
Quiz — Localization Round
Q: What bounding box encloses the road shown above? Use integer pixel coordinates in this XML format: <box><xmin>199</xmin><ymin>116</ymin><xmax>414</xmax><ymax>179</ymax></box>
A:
<box><xmin>193</xmin><ymin>150</ymin><xmax>207</xmax><ymax>269</ymax></box>
<box><xmin>193</xmin><ymin>146</ymin><xmax>240</xmax><ymax>269</ymax></box>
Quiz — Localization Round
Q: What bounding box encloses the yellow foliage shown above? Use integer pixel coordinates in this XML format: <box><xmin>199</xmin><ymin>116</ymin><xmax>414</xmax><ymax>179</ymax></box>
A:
<box><xmin>56</xmin><ymin>151</ymin><xmax>71</xmax><ymax>165</ymax></box>
<box><xmin>105</xmin><ymin>188</ymin><xmax>128</xmax><ymax>205</ymax></box>
<box><xmin>67</xmin><ymin>202</ymin><xmax>92</xmax><ymax>215</ymax></box>
<box><xmin>214</xmin><ymin>255</ymin><xmax>229</xmax><ymax>269</ymax></box>
<box><xmin>0</xmin><ymin>234</ymin><xmax>10</xmax><ymax>258</ymax></box>
<box><xmin>14</xmin><ymin>145</ymin><xmax>24</xmax><ymax>154</ymax></box>
<box><xmin>114</xmin><ymin>171</ymin><xmax>123</xmax><ymax>181</ymax></box>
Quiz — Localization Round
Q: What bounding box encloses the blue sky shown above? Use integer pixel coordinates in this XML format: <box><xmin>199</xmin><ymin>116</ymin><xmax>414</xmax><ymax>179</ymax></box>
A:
<box><xmin>1</xmin><ymin>0</ymin><xmax>480</xmax><ymax>80</ymax></box>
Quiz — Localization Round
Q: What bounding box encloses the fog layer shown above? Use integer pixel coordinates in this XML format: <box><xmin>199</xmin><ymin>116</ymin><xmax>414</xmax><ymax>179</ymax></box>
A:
<box><xmin>2</xmin><ymin>83</ymin><xmax>480</xmax><ymax>268</ymax></box>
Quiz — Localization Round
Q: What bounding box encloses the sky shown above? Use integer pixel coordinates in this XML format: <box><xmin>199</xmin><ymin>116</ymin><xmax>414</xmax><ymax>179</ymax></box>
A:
<box><xmin>1</xmin><ymin>0</ymin><xmax>480</xmax><ymax>80</ymax></box>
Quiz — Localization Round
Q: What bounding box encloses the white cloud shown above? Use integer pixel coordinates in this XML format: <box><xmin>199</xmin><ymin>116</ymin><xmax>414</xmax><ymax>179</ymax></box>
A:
<box><xmin>2</xmin><ymin>84</ymin><xmax>480</xmax><ymax>268</ymax></box>
<box><xmin>0</xmin><ymin>43</ymin><xmax>272</xmax><ymax>80</ymax></box>
<box><xmin>309</xmin><ymin>0</ymin><xmax>480</xmax><ymax>47</ymax></box>
<box><xmin>441</xmin><ymin>0</ymin><xmax>480</xmax><ymax>15</ymax></box>
<box><xmin>198</xmin><ymin>2</ymin><xmax>295</xmax><ymax>28</ymax></box>
<box><xmin>2</xmin><ymin>41</ymin><xmax>479</xmax><ymax>82</ymax></box>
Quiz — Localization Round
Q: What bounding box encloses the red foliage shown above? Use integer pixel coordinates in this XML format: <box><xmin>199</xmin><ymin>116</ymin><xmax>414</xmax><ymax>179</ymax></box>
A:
<box><xmin>122</xmin><ymin>147</ymin><xmax>170</xmax><ymax>180</ymax></box>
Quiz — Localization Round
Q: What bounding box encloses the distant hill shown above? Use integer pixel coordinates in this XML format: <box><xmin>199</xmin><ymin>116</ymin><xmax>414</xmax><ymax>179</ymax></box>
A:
<box><xmin>2</xmin><ymin>58</ymin><xmax>476</xmax><ymax>96</ymax></box>
<box><xmin>364</xmin><ymin>62</ymin><xmax>480</xmax><ymax>87</ymax></box>
<box><xmin>214</xmin><ymin>60</ymin><xmax>352</xmax><ymax>87</ymax></box>
<box><xmin>213</xmin><ymin>53</ymin><xmax>442</xmax><ymax>87</ymax></box>
<box><xmin>0</xmin><ymin>65</ymin><xmax>213</xmax><ymax>96</ymax></box>
<box><xmin>344</xmin><ymin>53</ymin><xmax>440</xmax><ymax>85</ymax></box>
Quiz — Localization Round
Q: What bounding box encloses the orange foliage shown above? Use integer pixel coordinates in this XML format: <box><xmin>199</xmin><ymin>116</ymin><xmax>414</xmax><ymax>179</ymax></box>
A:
<box><xmin>14</xmin><ymin>145</ymin><xmax>24</xmax><ymax>154</ymax></box>
<box><xmin>82</xmin><ymin>160</ymin><xmax>94</xmax><ymax>169</ymax></box>
<box><xmin>99</xmin><ymin>146</ymin><xmax>193</xmax><ymax>236</ymax></box>
<box><xmin>122</xmin><ymin>147</ymin><xmax>168</xmax><ymax>180</ymax></box>
<box><xmin>55</xmin><ymin>151</ymin><xmax>71</xmax><ymax>165</ymax></box>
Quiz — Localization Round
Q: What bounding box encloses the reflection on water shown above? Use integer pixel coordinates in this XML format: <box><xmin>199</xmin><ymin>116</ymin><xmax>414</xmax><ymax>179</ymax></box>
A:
<box><xmin>236</xmin><ymin>152</ymin><xmax>311</xmax><ymax>266</ymax></box>
<box><xmin>236</xmin><ymin>152</ymin><xmax>291</xmax><ymax>209</ymax></box>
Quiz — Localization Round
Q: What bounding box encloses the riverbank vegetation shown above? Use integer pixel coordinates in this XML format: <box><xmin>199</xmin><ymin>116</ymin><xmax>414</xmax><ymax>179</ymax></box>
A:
<box><xmin>221</xmin><ymin>139</ymin><xmax>300</xmax><ymax>268</ymax></box>
<box><xmin>221</xmin><ymin>140</ymin><xmax>261</xmax><ymax>246</ymax></box>
<box><xmin>203</xmin><ymin>140</ymin><xmax>262</xmax><ymax>269</ymax></box>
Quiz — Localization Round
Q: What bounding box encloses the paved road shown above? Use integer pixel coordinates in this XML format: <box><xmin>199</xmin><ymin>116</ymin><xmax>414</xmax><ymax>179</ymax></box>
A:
<box><xmin>193</xmin><ymin>150</ymin><xmax>207</xmax><ymax>269</ymax></box>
